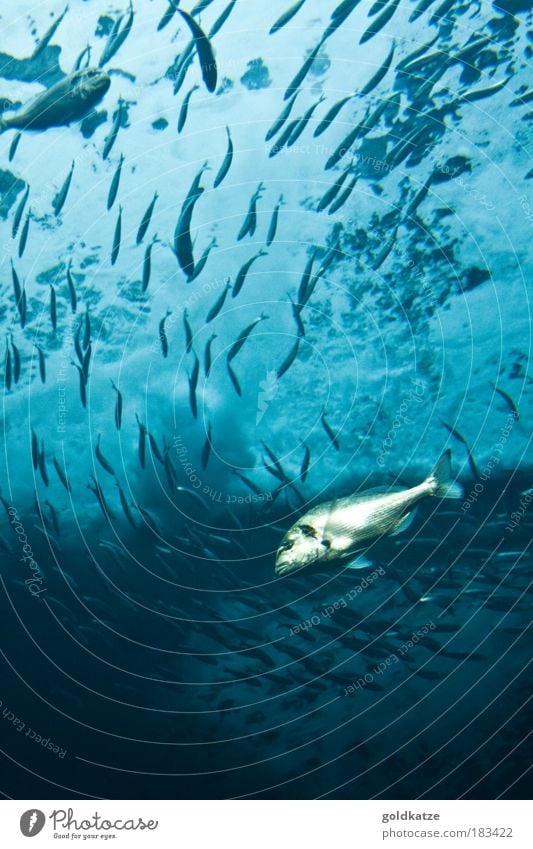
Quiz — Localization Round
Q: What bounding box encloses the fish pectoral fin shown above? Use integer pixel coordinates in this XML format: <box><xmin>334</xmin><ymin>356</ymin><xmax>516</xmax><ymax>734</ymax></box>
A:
<box><xmin>343</xmin><ymin>553</ymin><xmax>373</xmax><ymax>570</ymax></box>
<box><xmin>390</xmin><ymin>510</ymin><xmax>416</xmax><ymax>537</ymax></box>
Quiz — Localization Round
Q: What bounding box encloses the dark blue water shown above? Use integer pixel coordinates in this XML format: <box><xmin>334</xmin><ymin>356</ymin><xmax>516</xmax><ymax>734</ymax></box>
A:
<box><xmin>0</xmin><ymin>0</ymin><xmax>531</xmax><ymax>799</ymax></box>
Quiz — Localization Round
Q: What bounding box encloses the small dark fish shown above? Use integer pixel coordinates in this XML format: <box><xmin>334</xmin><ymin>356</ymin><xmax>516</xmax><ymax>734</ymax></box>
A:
<box><xmin>4</xmin><ymin>344</ymin><xmax>12</xmax><ymax>391</ymax></box>
<box><xmin>204</xmin><ymin>333</ymin><xmax>217</xmax><ymax>376</ymax></box>
<box><xmin>18</xmin><ymin>289</ymin><xmax>27</xmax><ymax>329</ymax></box>
<box><xmin>317</xmin><ymin>162</ymin><xmax>355</xmax><ymax>212</ymax></box>
<box><xmin>111</xmin><ymin>205</ymin><xmax>122</xmax><ymax>266</ymax></box>
<box><xmin>65</xmin><ymin>261</ymin><xmax>77</xmax><ymax>313</ymax></box>
<box><xmin>107</xmin><ymin>153</ymin><xmax>124</xmax><ymax>211</ymax></box>
<box><xmin>314</xmin><ymin>94</ymin><xmax>353</xmax><ymax>137</ymax></box>
<box><xmin>74</xmin><ymin>325</ymin><xmax>84</xmax><ymax>365</ymax></box>
<box><xmin>18</xmin><ymin>208</ymin><xmax>31</xmax><ymax>258</ymax></box>
<box><xmin>31</xmin><ymin>430</ymin><xmax>39</xmax><ymax>469</ymax></box>
<box><xmin>440</xmin><ymin>420</ymin><xmax>480</xmax><ymax>480</ymax></box>
<box><xmin>232</xmin><ymin>469</ymin><xmax>263</xmax><ymax>495</ymax></box>
<box><xmin>178</xmin><ymin>84</ymin><xmax>199</xmax><ymax>133</ymax></box>
<box><xmin>8</xmin><ymin>132</ymin><xmax>21</xmax><ymax>162</ymax></box>
<box><xmin>12</xmin><ymin>185</ymin><xmax>29</xmax><ymax>239</ymax></box>
<box><xmin>53</xmin><ymin>457</ymin><xmax>71</xmax><ymax>493</ymax></box>
<box><xmin>284</xmin><ymin>40</ymin><xmax>323</xmax><ymax>100</ymax></box>
<box><xmin>408</xmin><ymin>0</ymin><xmax>436</xmax><ymax>22</ymax></box>
<box><xmin>99</xmin><ymin>1</ymin><xmax>134</xmax><ymax>67</ymax></box>
<box><xmin>142</xmin><ymin>235</ymin><xmax>157</xmax><ymax>292</ymax></box>
<box><xmin>297</xmin><ymin>248</ymin><xmax>317</xmax><ymax>307</ymax></box>
<box><xmin>136</xmin><ymin>414</ymin><xmax>147</xmax><ymax>469</ymax></box>
<box><xmin>136</xmin><ymin>190</ymin><xmax>158</xmax><ymax>245</ymax></box>
<box><xmin>328</xmin><ymin>172</ymin><xmax>358</xmax><ymax>214</ymax></box>
<box><xmin>116</xmin><ymin>481</ymin><xmax>138</xmax><ymax>528</ymax></box>
<box><xmin>201</xmin><ymin>422</ymin><xmax>212</xmax><ymax>470</ymax></box>
<box><xmin>83</xmin><ymin>309</ymin><xmax>91</xmax><ymax>350</ymax></box>
<box><xmin>287</xmin><ymin>95</ymin><xmax>326</xmax><ymax>146</ymax></box>
<box><xmin>186</xmin><ymin>236</ymin><xmax>217</xmax><ymax>282</ymax></box>
<box><xmin>183</xmin><ymin>309</ymin><xmax>194</xmax><ymax>353</ymax></box>
<box><xmin>227</xmin><ymin>361</ymin><xmax>242</xmax><ymax>396</ymax></box>
<box><xmin>157</xmin><ymin>3</ymin><xmax>176</xmax><ymax>30</ymax></box>
<box><xmin>214</xmin><ymin>126</ymin><xmax>233</xmax><ymax>188</ymax></box>
<box><xmin>32</xmin><ymin>5</ymin><xmax>69</xmax><ymax>58</ymax></box>
<box><xmin>10</xmin><ymin>338</ymin><xmax>21</xmax><ymax>384</ymax></box>
<box><xmin>188</xmin><ymin>356</ymin><xmax>200</xmax><ymax>418</ymax></box>
<box><xmin>73</xmin><ymin>44</ymin><xmax>92</xmax><ymax>72</ymax></box>
<box><xmin>173</xmin><ymin>5</ymin><xmax>218</xmax><ymax>93</ymax></box>
<box><xmin>159</xmin><ymin>309</ymin><xmax>172</xmax><ymax>358</ymax></box>
<box><xmin>191</xmin><ymin>0</ymin><xmax>216</xmax><ymax>15</ymax></box>
<box><xmin>277</xmin><ymin>339</ymin><xmax>300</xmax><ymax>379</ymax></box>
<box><xmin>96</xmin><ymin>434</ymin><xmax>115</xmax><ymax>477</ymax></box>
<box><xmin>265</xmin><ymin>89</ymin><xmax>300</xmax><ymax>142</ymax></box>
<box><xmin>458</xmin><ymin>77</ymin><xmax>510</xmax><ymax>104</ymax></box>
<box><xmin>81</xmin><ymin>343</ymin><xmax>91</xmax><ymax>383</ymax></box>
<box><xmin>232</xmin><ymin>249</ymin><xmax>268</xmax><ymax>298</ymax></box>
<box><xmin>300</xmin><ymin>441</ymin><xmax>310</xmax><ymax>482</ymax></box>
<box><xmin>238</xmin><ymin>182</ymin><xmax>264</xmax><ymax>240</ymax></box>
<box><xmin>37</xmin><ymin>345</ymin><xmax>46</xmax><ymax>383</ymax></box>
<box><xmin>103</xmin><ymin>98</ymin><xmax>125</xmax><ymax>161</ymax></box>
<box><xmin>53</xmin><ymin>160</ymin><xmax>75</xmax><ymax>216</ymax></box>
<box><xmin>38</xmin><ymin>441</ymin><xmax>49</xmax><ymax>486</ymax></box>
<box><xmin>87</xmin><ymin>475</ymin><xmax>114</xmax><ymax>520</ymax></box>
<box><xmin>111</xmin><ymin>381</ymin><xmax>123</xmax><ymax>430</ymax></box>
<box><xmin>490</xmin><ymin>382</ymin><xmax>519</xmax><ymax>419</ymax></box>
<box><xmin>288</xmin><ymin>294</ymin><xmax>305</xmax><ymax>336</ymax></box>
<box><xmin>321</xmin><ymin>411</ymin><xmax>339</xmax><ymax>450</ymax></box>
<box><xmin>266</xmin><ymin>194</ymin><xmax>284</xmax><ymax>246</ymax></box>
<box><xmin>372</xmin><ymin>226</ymin><xmax>398</xmax><ymax>270</ymax></box>
<box><xmin>206</xmin><ymin>279</ymin><xmax>230</xmax><ymax>322</ymax></box>
<box><xmin>359</xmin><ymin>40</ymin><xmax>395</xmax><ymax>96</ymax></box>
<box><xmin>71</xmin><ymin>361</ymin><xmax>87</xmax><ymax>408</ymax></box>
<box><xmin>50</xmin><ymin>285</ymin><xmax>57</xmax><ymax>332</ymax></box>
<box><xmin>360</xmin><ymin>0</ymin><xmax>399</xmax><ymax>44</ymax></box>
<box><xmin>148</xmin><ymin>432</ymin><xmax>165</xmax><ymax>465</ymax></box>
<box><xmin>227</xmin><ymin>314</ymin><xmax>268</xmax><ymax>362</ymax></box>
<box><xmin>207</xmin><ymin>0</ymin><xmax>237</xmax><ymax>38</ymax></box>
<box><xmin>270</xmin><ymin>0</ymin><xmax>307</xmax><ymax>34</ymax></box>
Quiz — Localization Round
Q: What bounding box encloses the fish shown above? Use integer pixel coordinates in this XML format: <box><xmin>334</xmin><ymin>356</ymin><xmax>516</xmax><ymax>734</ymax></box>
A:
<box><xmin>277</xmin><ymin>339</ymin><xmax>300</xmax><ymax>379</ymax></box>
<box><xmin>360</xmin><ymin>0</ymin><xmax>399</xmax><ymax>44</ymax></box>
<box><xmin>4</xmin><ymin>344</ymin><xmax>11</xmax><ymax>391</ymax></box>
<box><xmin>201</xmin><ymin>422</ymin><xmax>213</xmax><ymax>470</ymax></box>
<box><xmin>178</xmin><ymin>84</ymin><xmax>199</xmax><ymax>133</ymax></box>
<box><xmin>270</xmin><ymin>0</ymin><xmax>307</xmax><ymax>34</ymax></box>
<box><xmin>287</xmin><ymin>95</ymin><xmax>326</xmax><ymax>146</ymax></box>
<box><xmin>83</xmin><ymin>309</ymin><xmax>91</xmax><ymax>350</ymax></box>
<box><xmin>314</xmin><ymin>94</ymin><xmax>353</xmax><ymax>137</ymax></box>
<box><xmin>188</xmin><ymin>356</ymin><xmax>200</xmax><ymax>418</ymax></box>
<box><xmin>227</xmin><ymin>314</ymin><xmax>268</xmax><ymax>362</ymax></box>
<box><xmin>227</xmin><ymin>361</ymin><xmax>242</xmax><ymax>396</ymax></box>
<box><xmin>12</xmin><ymin>185</ymin><xmax>29</xmax><ymax>238</ymax></box>
<box><xmin>66</xmin><ymin>261</ymin><xmax>77</xmax><ymax>313</ymax></box>
<box><xmin>31</xmin><ymin>431</ymin><xmax>40</xmax><ymax>470</ymax></box>
<box><xmin>187</xmin><ymin>236</ymin><xmax>217</xmax><ymax>282</ymax></box>
<box><xmin>159</xmin><ymin>310</ymin><xmax>172</xmax><ymax>358</ymax></box>
<box><xmin>37</xmin><ymin>346</ymin><xmax>46</xmax><ymax>383</ymax></box>
<box><xmin>208</xmin><ymin>0</ymin><xmax>237</xmax><ymax>38</ymax></box>
<box><xmin>102</xmin><ymin>98</ymin><xmax>125</xmax><ymax>161</ymax></box>
<box><xmin>38</xmin><ymin>443</ymin><xmax>49</xmax><ymax>487</ymax></box>
<box><xmin>17</xmin><ymin>208</ymin><xmax>30</xmax><ymax>259</ymax></box>
<box><xmin>289</xmin><ymin>294</ymin><xmax>305</xmax><ymax>336</ymax></box>
<box><xmin>53</xmin><ymin>457</ymin><xmax>71</xmax><ymax>494</ymax></box>
<box><xmin>265</xmin><ymin>89</ymin><xmax>300</xmax><ymax>142</ymax></box>
<box><xmin>116</xmin><ymin>482</ymin><xmax>138</xmax><ymax>529</ymax></box>
<box><xmin>284</xmin><ymin>40</ymin><xmax>324</xmax><ymax>101</ymax></box>
<box><xmin>8</xmin><ymin>131</ymin><xmax>21</xmax><ymax>161</ymax></box>
<box><xmin>81</xmin><ymin>343</ymin><xmax>92</xmax><ymax>383</ymax></box>
<box><xmin>53</xmin><ymin>160</ymin><xmax>75</xmax><ymax>216</ymax></box>
<box><xmin>490</xmin><ymin>382</ymin><xmax>519</xmax><ymax>419</ymax></box>
<box><xmin>136</xmin><ymin>414</ymin><xmax>147</xmax><ymax>469</ymax></box>
<box><xmin>206</xmin><ymin>279</ymin><xmax>231</xmax><ymax>322</ymax></box>
<box><xmin>183</xmin><ymin>310</ymin><xmax>194</xmax><ymax>353</ymax></box>
<box><xmin>232</xmin><ymin>249</ymin><xmax>268</xmax><ymax>298</ymax></box>
<box><xmin>158</xmin><ymin>3</ymin><xmax>177</xmax><ymax>30</ymax></box>
<box><xmin>328</xmin><ymin>171</ymin><xmax>358</xmax><ymax>214</ymax></box>
<box><xmin>204</xmin><ymin>333</ymin><xmax>217</xmax><ymax>376</ymax></box>
<box><xmin>238</xmin><ymin>182</ymin><xmax>265</xmax><ymax>240</ymax></box>
<box><xmin>96</xmin><ymin>435</ymin><xmax>115</xmax><ymax>477</ymax></box>
<box><xmin>50</xmin><ymin>285</ymin><xmax>57</xmax><ymax>332</ymax></box>
<box><xmin>32</xmin><ymin>5</ymin><xmax>69</xmax><ymax>58</ymax></box>
<box><xmin>232</xmin><ymin>469</ymin><xmax>264</xmax><ymax>496</ymax></box>
<box><xmin>440</xmin><ymin>420</ymin><xmax>480</xmax><ymax>480</ymax></box>
<box><xmin>317</xmin><ymin>162</ymin><xmax>356</xmax><ymax>212</ymax></box>
<box><xmin>107</xmin><ymin>153</ymin><xmax>124</xmax><ymax>211</ymax></box>
<box><xmin>148</xmin><ymin>432</ymin><xmax>165</xmax><ymax>464</ymax></box>
<box><xmin>275</xmin><ymin>451</ymin><xmax>463</xmax><ymax>575</ymax></box>
<box><xmin>111</xmin><ymin>205</ymin><xmax>122</xmax><ymax>265</ymax></box>
<box><xmin>111</xmin><ymin>381</ymin><xmax>123</xmax><ymax>430</ymax></box>
<box><xmin>172</xmin><ymin>5</ymin><xmax>218</xmax><ymax>93</ymax></box>
<box><xmin>99</xmin><ymin>1</ymin><xmax>134</xmax><ymax>67</ymax></box>
<box><xmin>0</xmin><ymin>69</ymin><xmax>111</xmax><ymax>134</ymax></box>
<box><xmin>214</xmin><ymin>126</ymin><xmax>234</xmax><ymax>188</ymax></box>
<box><xmin>300</xmin><ymin>441</ymin><xmax>311</xmax><ymax>482</ymax></box>
<box><xmin>142</xmin><ymin>236</ymin><xmax>157</xmax><ymax>292</ymax></box>
<box><xmin>73</xmin><ymin>44</ymin><xmax>92</xmax><ymax>72</ymax></box>
<box><xmin>321</xmin><ymin>412</ymin><xmax>339</xmax><ymax>450</ymax></box>
<box><xmin>359</xmin><ymin>41</ymin><xmax>395</xmax><ymax>96</ymax></box>
<box><xmin>87</xmin><ymin>475</ymin><xmax>114</xmax><ymax>520</ymax></box>
<box><xmin>266</xmin><ymin>195</ymin><xmax>284</xmax><ymax>246</ymax></box>
<box><xmin>174</xmin><ymin>167</ymin><xmax>207</xmax><ymax>277</ymax></box>
<box><xmin>71</xmin><ymin>362</ymin><xmax>86</xmax><ymax>408</ymax></box>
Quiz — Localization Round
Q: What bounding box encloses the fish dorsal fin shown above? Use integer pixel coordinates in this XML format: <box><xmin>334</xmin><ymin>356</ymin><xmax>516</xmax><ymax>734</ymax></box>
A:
<box><xmin>390</xmin><ymin>510</ymin><xmax>416</xmax><ymax>537</ymax></box>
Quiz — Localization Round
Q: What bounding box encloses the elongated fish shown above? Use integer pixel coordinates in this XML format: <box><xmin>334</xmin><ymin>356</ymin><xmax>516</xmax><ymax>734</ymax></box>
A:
<box><xmin>270</xmin><ymin>0</ymin><xmax>307</xmax><ymax>35</ymax></box>
<box><xmin>18</xmin><ymin>208</ymin><xmax>30</xmax><ymax>258</ymax></box>
<box><xmin>66</xmin><ymin>261</ymin><xmax>77</xmax><ymax>313</ymax></box>
<box><xmin>227</xmin><ymin>314</ymin><xmax>268</xmax><ymax>362</ymax></box>
<box><xmin>275</xmin><ymin>451</ymin><xmax>462</xmax><ymax>574</ymax></box>
<box><xmin>238</xmin><ymin>183</ymin><xmax>264</xmax><ymax>240</ymax></box>
<box><xmin>53</xmin><ymin>160</ymin><xmax>75</xmax><ymax>216</ymax></box>
<box><xmin>12</xmin><ymin>185</ymin><xmax>29</xmax><ymax>238</ymax></box>
<box><xmin>107</xmin><ymin>153</ymin><xmax>124</xmax><ymax>211</ymax></box>
<box><xmin>178</xmin><ymin>84</ymin><xmax>199</xmax><ymax>133</ymax></box>
<box><xmin>111</xmin><ymin>205</ymin><xmax>122</xmax><ymax>265</ymax></box>
<box><xmin>0</xmin><ymin>69</ymin><xmax>110</xmax><ymax>134</ymax></box>
<box><xmin>172</xmin><ymin>5</ymin><xmax>218</xmax><ymax>93</ymax></box>
<box><xmin>99</xmin><ymin>1</ymin><xmax>134</xmax><ymax>67</ymax></box>
<box><xmin>204</xmin><ymin>333</ymin><xmax>217</xmax><ymax>376</ymax></box>
<box><xmin>266</xmin><ymin>195</ymin><xmax>284</xmax><ymax>246</ymax></box>
<box><xmin>111</xmin><ymin>381</ymin><xmax>123</xmax><ymax>429</ymax></box>
<box><xmin>206</xmin><ymin>279</ymin><xmax>230</xmax><ymax>322</ymax></box>
<box><xmin>214</xmin><ymin>126</ymin><xmax>233</xmax><ymax>188</ymax></box>
<box><xmin>32</xmin><ymin>5</ymin><xmax>69</xmax><ymax>58</ymax></box>
<box><xmin>232</xmin><ymin>249</ymin><xmax>268</xmax><ymax>298</ymax></box>
<box><xmin>142</xmin><ymin>235</ymin><xmax>158</xmax><ymax>292</ymax></box>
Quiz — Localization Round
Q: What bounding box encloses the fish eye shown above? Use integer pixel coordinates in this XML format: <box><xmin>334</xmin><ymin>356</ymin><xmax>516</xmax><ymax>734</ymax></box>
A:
<box><xmin>278</xmin><ymin>540</ymin><xmax>293</xmax><ymax>553</ymax></box>
<box><xmin>299</xmin><ymin>524</ymin><xmax>318</xmax><ymax>538</ymax></box>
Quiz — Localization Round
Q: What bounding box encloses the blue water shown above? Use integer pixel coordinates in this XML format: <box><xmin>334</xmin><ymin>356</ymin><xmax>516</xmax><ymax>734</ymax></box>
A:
<box><xmin>0</xmin><ymin>0</ymin><xmax>531</xmax><ymax>799</ymax></box>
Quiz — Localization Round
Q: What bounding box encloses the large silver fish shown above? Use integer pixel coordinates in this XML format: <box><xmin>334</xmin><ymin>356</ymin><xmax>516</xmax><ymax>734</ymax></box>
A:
<box><xmin>0</xmin><ymin>68</ymin><xmax>110</xmax><ymax>133</ymax></box>
<box><xmin>275</xmin><ymin>450</ymin><xmax>462</xmax><ymax>575</ymax></box>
